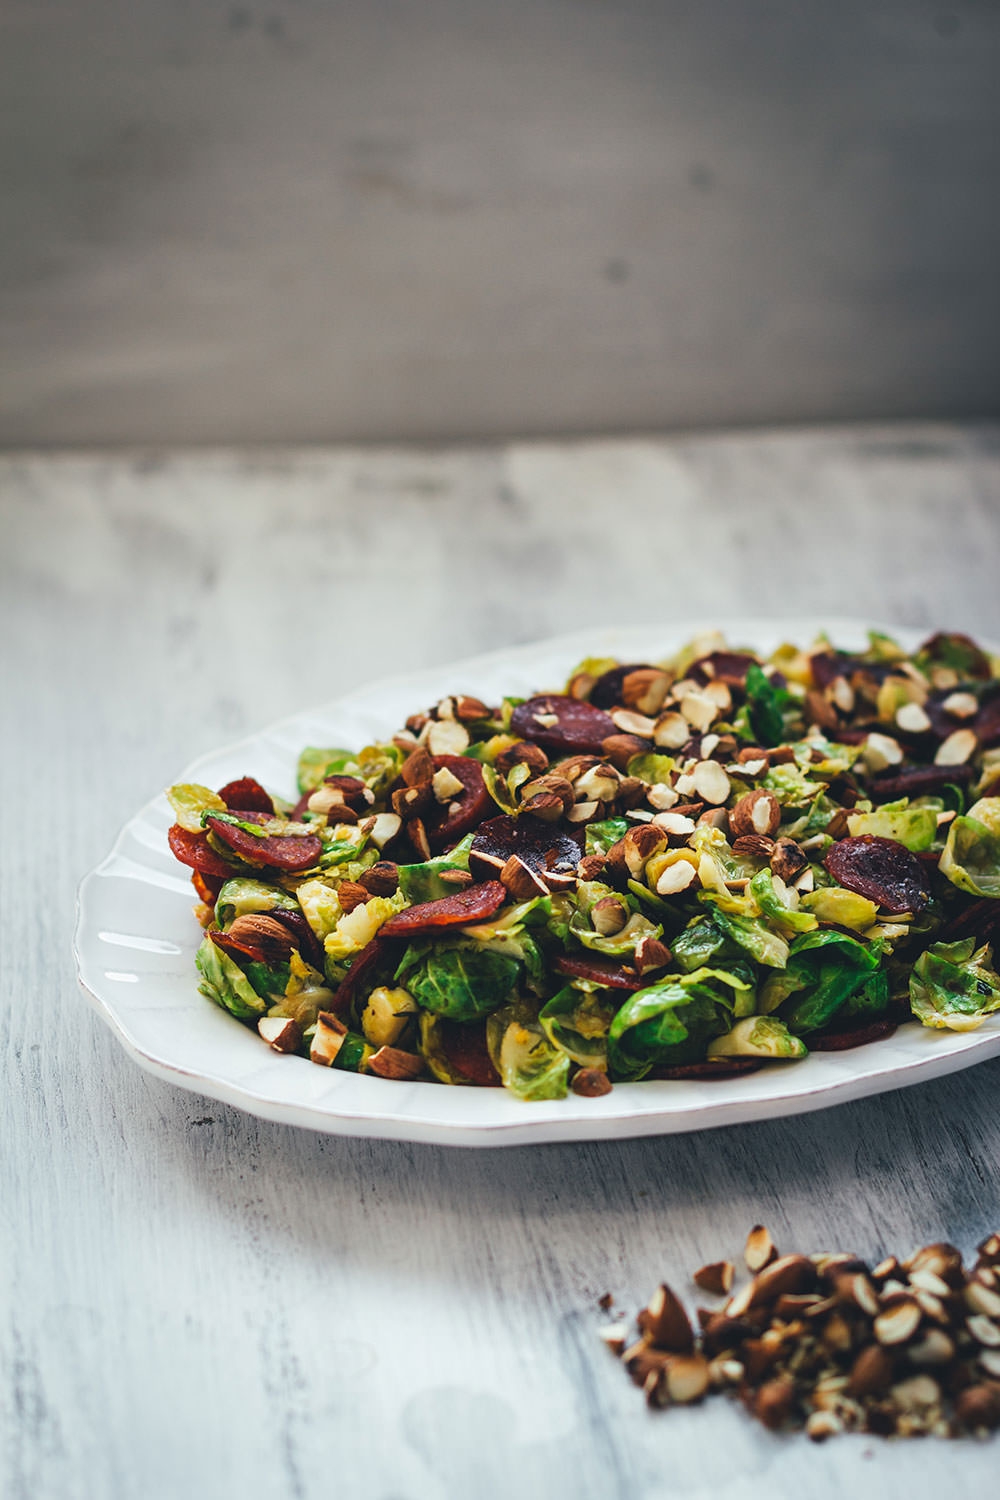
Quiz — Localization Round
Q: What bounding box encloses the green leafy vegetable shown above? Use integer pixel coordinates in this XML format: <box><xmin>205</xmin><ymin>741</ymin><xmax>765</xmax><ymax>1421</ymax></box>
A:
<box><xmin>608</xmin><ymin>967</ymin><xmax>747</xmax><ymax>1080</ymax></box>
<box><xmin>397</xmin><ymin>944</ymin><xmax>519</xmax><ymax>1021</ymax></box>
<box><xmin>539</xmin><ymin>986</ymin><xmax>616</xmax><ymax>1067</ymax></box>
<box><xmin>497</xmin><ymin>1021</ymin><xmax>570</xmax><ymax>1100</ymax></box>
<box><xmin>396</xmin><ymin>835</ymin><xmax>474</xmax><ymax>904</ymax></box>
<box><xmin>708</xmin><ymin>1016</ymin><xmax>807</xmax><ymax>1060</ymax></box>
<box><xmin>215</xmin><ymin>878</ymin><xmax>298</xmax><ymax>928</ymax></box>
<box><xmin>744</xmin><ymin>662</ymin><xmax>786</xmax><ymax>745</ymax></box>
<box><xmin>195</xmin><ymin>936</ymin><xmax>266</xmax><ymax>1019</ymax></box>
<box><xmin>910</xmin><ymin>939</ymin><xmax>1000</xmax><ymax>1032</ymax></box>
<box><xmin>767</xmin><ymin>931</ymin><xmax>881</xmax><ymax>1035</ymax></box>
<box><xmin>585</xmin><ymin>818</ymin><xmax>628</xmax><ymax>857</ymax></box>
<box><xmin>846</xmin><ymin>801</ymin><xmax>937</xmax><ymax>852</ymax></box>
<box><xmin>940</xmin><ymin>799</ymin><xmax>1000</xmax><ymax>897</ymax></box>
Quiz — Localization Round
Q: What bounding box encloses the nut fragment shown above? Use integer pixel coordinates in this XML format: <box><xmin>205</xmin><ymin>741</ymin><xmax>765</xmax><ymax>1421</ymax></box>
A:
<box><xmin>754</xmin><ymin>1376</ymin><xmax>796</xmax><ymax>1430</ymax></box>
<box><xmin>500</xmin><ymin>854</ymin><xmax>547</xmax><ymax>900</ymax></box>
<box><xmin>611</xmin><ymin>708</ymin><xmax>657</xmax><ymax>737</ymax></box>
<box><xmin>361</xmin><ymin>811</ymin><xmax>403</xmax><ymax>849</ymax></box>
<box><xmin>309</xmin><ymin>1011</ymin><xmax>348</xmax><ymax>1067</ymax></box>
<box><xmin>769</xmin><ymin>837</ymin><xmax>808</xmax><ymax>883</ymax></box>
<box><xmin>955</xmin><ymin>1384</ymin><xmax>1000</xmax><ymax>1431</ymax></box>
<box><xmin>895</xmin><ymin>701</ymin><xmax>931</xmax><ymax>733</ymax></box>
<box><xmin>874</xmin><ymin>1296</ymin><xmax>922</xmax><ymax>1346</ymax></box>
<box><xmin>665</xmin><ymin>1354</ymin><xmax>710</xmax><ymax>1404</ymax></box>
<box><xmin>427</xmin><ymin>718</ymin><xmax>471</xmax><ymax>757</ymax></box>
<box><xmin>653</xmin><ymin>712</ymin><xmax>691</xmax><ymax>749</ymax></box>
<box><xmin>634</xmin><ymin>935</ymin><xmax>673</xmax><ymax>974</ymax></box>
<box><xmin>257</xmin><ymin>1015</ymin><xmax>302</xmax><ymax>1053</ymax></box>
<box><xmin>694</xmin><ymin>1261</ymin><xmax>734</xmax><ymax>1297</ymax></box>
<box><xmin>431</xmin><ymin>766</ymin><xmax>466</xmax><ymax>802</ymax></box>
<box><xmin>655</xmin><ymin>861</ymin><xmax>697</xmax><ymax>896</ymax></box>
<box><xmin>745</xmin><ymin>1224</ymin><xmax>778</xmax><ymax>1273</ymax></box>
<box><xmin>336</xmin><ymin>880</ymin><xmax>370</xmax><ymax>914</ymax></box>
<box><xmin>367</xmin><ymin>1046</ymin><xmax>424</xmax><ymax>1080</ymax></box>
<box><xmin>935</xmin><ymin>728</ymin><xmax>978</xmax><ymax>766</ymax></box>
<box><xmin>691</xmin><ymin>760</ymin><xmax>731</xmax><ymax>805</ymax></box>
<box><xmin>730</xmin><ymin>789</ymin><xmax>781</xmax><ymax>840</ymax></box>
<box><xmin>942</xmin><ymin>690</ymin><xmax>979</xmax><ymax>719</ymax></box>
<box><xmin>622</xmin><ymin>668</ymin><xmax>672</xmax><ymax>716</ymax></box>
<box><xmin>571</xmin><ymin>1067</ymin><xmax>613</xmax><ymax>1098</ymax></box>
<box><xmin>622</xmin><ymin>823</ymin><xmax>668</xmax><ymax>878</ymax></box>
<box><xmin>591</xmin><ymin>896</ymin><xmax>629</xmax><ymax>936</ymax></box>
<box><xmin>358</xmin><ymin>861</ymin><xmax>400</xmax><ymax>897</ymax></box>
<box><xmin>641</xmin><ymin>1284</ymin><xmax>695</xmax><ymax>1353</ymax></box>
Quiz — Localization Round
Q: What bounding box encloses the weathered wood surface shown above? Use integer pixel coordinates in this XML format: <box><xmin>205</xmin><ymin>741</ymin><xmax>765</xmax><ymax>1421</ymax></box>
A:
<box><xmin>4</xmin><ymin>424</ymin><xmax>1000</xmax><ymax>1499</ymax></box>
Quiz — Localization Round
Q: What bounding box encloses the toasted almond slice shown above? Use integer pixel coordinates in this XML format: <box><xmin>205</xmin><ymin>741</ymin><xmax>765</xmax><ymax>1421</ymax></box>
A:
<box><xmin>427</xmin><ymin>719</ymin><xmax>470</xmax><ymax>756</ymax></box>
<box><xmin>935</xmin><ymin>727</ymin><xmax>978</xmax><ymax>766</ymax></box>
<box><xmin>653</xmin><ymin>712</ymin><xmax>691</xmax><ymax>749</ymax></box>
<box><xmin>693</xmin><ymin>1261</ymin><xmax>734</xmax><ymax>1297</ymax></box>
<box><xmin>863</xmin><ymin>732</ymin><xmax>904</xmax><ymax>772</ymax></box>
<box><xmin>679</xmin><ymin>692</ymin><xmax>719</xmax><ymax>732</ymax></box>
<box><xmin>565</xmin><ymin>799</ymin><xmax>599</xmax><ymax>823</ymax></box>
<box><xmin>896</xmin><ymin>701</ymin><xmax>931</xmax><ymax>733</ymax></box>
<box><xmin>257</xmin><ymin>1016</ymin><xmax>302</xmax><ymax>1053</ymax></box>
<box><xmin>942</xmin><ymin>690</ymin><xmax>979</xmax><ymax>719</ymax></box>
<box><xmin>691</xmin><ymin>761</ymin><xmax>730</xmax><ymax>805</ymax></box>
<box><xmin>611</xmin><ymin>708</ymin><xmax>657</xmax><ymax>737</ymax></box>
<box><xmin>745</xmin><ymin>1224</ymin><xmax>777</xmax><ymax>1273</ymax></box>
<box><xmin>873</xmin><ymin>1296</ymin><xmax>922</xmax><ymax>1345</ymax></box>
<box><xmin>431</xmin><ymin>766</ymin><xmax>466</xmax><ymax>802</ymax></box>
<box><xmin>967</xmin><ymin>1314</ymin><xmax>1000</xmax><ymax>1348</ymax></box>
<box><xmin>655</xmin><ymin>861</ymin><xmax>697</xmax><ymax>896</ymax></box>
<box><xmin>647</xmin><ymin>782</ymin><xmax>679</xmax><ymax>811</ymax></box>
<box><xmin>653</xmin><ymin>811</ymin><xmax>696</xmax><ymax>837</ymax></box>
<box><xmin>665</xmin><ymin>1353</ymin><xmax>710</xmax><ymax>1404</ymax></box>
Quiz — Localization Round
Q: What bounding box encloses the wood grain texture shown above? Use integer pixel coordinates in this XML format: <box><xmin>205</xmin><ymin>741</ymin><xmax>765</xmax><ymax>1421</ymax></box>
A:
<box><xmin>3</xmin><ymin>424</ymin><xmax>1000</xmax><ymax>1499</ymax></box>
<box><xmin>1</xmin><ymin>2</ymin><xmax>999</xmax><ymax>445</ymax></box>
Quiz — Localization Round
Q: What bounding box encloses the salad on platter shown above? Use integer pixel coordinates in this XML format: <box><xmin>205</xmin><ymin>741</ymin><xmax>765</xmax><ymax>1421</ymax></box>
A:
<box><xmin>165</xmin><ymin>628</ymin><xmax>1000</xmax><ymax>1102</ymax></box>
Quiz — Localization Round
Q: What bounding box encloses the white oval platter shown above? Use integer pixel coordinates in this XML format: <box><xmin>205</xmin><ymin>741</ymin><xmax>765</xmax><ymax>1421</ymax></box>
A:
<box><xmin>74</xmin><ymin>618</ymin><xmax>1000</xmax><ymax>1147</ymax></box>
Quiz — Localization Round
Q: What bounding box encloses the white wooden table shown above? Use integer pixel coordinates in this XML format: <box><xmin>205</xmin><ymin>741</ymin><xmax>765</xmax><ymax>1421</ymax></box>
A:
<box><xmin>5</xmin><ymin>424</ymin><xmax>1000</xmax><ymax>1499</ymax></box>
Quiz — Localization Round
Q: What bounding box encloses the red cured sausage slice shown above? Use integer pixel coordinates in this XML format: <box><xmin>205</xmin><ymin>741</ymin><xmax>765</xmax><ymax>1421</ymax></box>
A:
<box><xmin>423</xmin><ymin>755</ymin><xmax>492</xmax><ymax>851</ymax></box>
<box><xmin>825</xmin><ymin>835</ymin><xmax>930</xmax><ymax>915</ymax></box>
<box><xmin>380</xmin><ymin>880</ymin><xmax>507</xmax><ymax>937</ymax></box>
<box><xmin>437</xmin><ymin>1019</ymin><xmax>502</xmax><ymax>1086</ymax></box>
<box><xmin>168</xmin><ymin>824</ymin><xmax>236</xmax><ymax>878</ymax></box>
<box><xmin>330</xmin><ymin>936</ymin><xmax>386</xmax><ymax>1013</ymax></box>
<box><xmin>192</xmin><ymin>870</ymin><xmax>225</xmax><ymax>903</ymax></box>
<box><xmin>217</xmin><ymin>777</ymin><xmax>276</xmax><ymax>815</ymax></box>
<box><xmin>204</xmin><ymin>812</ymin><xmax>322</xmax><ymax>872</ymax></box>
<box><xmin>654</xmin><ymin>1057</ymin><xmax>764</xmax><ymax>1080</ymax></box>
<box><xmin>510</xmin><ymin>695</ymin><xmax>616</xmax><ymax>754</ymax></box>
<box><xmin>470</xmin><ymin>814</ymin><xmax>582</xmax><ymax>884</ymax></box>
<box><xmin>552</xmin><ymin>953</ymin><xmax>643</xmax><ymax>991</ymax></box>
<box><xmin>810</xmin><ymin>1019</ymin><xmax>898</xmax><ymax>1052</ymax></box>
<box><xmin>868</xmin><ymin>763</ymin><xmax>974</xmax><ymax>803</ymax></box>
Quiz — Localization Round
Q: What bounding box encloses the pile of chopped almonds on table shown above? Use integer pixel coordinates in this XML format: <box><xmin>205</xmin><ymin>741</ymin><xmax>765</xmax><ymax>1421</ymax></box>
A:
<box><xmin>603</xmin><ymin>1227</ymin><xmax>1000</xmax><ymax>1439</ymax></box>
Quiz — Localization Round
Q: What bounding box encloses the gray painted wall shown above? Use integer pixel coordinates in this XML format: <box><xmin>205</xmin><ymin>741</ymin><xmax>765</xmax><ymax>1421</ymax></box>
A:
<box><xmin>2</xmin><ymin>1</ymin><xmax>998</xmax><ymax>445</ymax></box>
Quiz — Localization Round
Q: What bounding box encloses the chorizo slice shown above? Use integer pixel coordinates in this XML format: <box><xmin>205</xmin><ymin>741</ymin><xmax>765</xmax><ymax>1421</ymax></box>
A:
<box><xmin>217</xmin><ymin>777</ymin><xmax>275</xmax><ymax>815</ymax></box>
<box><xmin>810</xmin><ymin>1019</ymin><xmax>898</xmax><ymax>1052</ymax></box>
<box><xmin>552</xmin><ymin>953</ymin><xmax>643</xmax><ymax>991</ymax></box>
<box><xmin>168</xmin><ymin>824</ymin><xmax>236</xmax><ymax>878</ymax></box>
<box><xmin>423</xmin><ymin>754</ymin><xmax>493</xmax><ymax>851</ymax></box>
<box><xmin>654</xmin><ymin>1057</ymin><xmax>764</xmax><ymax>1080</ymax></box>
<box><xmin>204</xmin><ymin>812</ymin><xmax>323</xmax><ymax>872</ymax></box>
<box><xmin>379</xmin><ymin>880</ymin><xmax>507</xmax><ymax>937</ymax></box>
<box><xmin>437</xmin><ymin>1019</ymin><xmax>502</xmax><ymax>1086</ymax></box>
<box><xmin>510</xmin><ymin>695</ymin><xmax>617</xmax><ymax>754</ymax></box>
